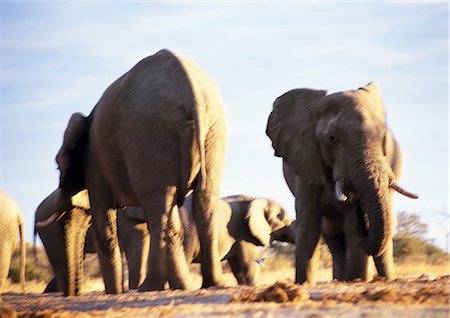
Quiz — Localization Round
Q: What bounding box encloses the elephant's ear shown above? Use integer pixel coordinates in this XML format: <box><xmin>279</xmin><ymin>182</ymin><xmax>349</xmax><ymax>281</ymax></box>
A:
<box><xmin>246</xmin><ymin>199</ymin><xmax>272</xmax><ymax>247</ymax></box>
<box><xmin>266</xmin><ymin>89</ymin><xmax>328</xmax><ymax>185</ymax></box>
<box><xmin>56</xmin><ymin>113</ymin><xmax>89</xmax><ymax>195</ymax></box>
<box><xmin>383</xmin><ymin>128</ymin><xmax>403</xmax><ymax>178</ymax></box>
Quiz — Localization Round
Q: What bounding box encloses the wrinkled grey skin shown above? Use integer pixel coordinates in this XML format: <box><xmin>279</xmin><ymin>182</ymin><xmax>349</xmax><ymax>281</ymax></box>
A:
<box><xmin>36</xmin><ymin>191</ymin><xmax>155</xmax><ymax>293</ymax></box>
<box><xmin>119</xmin><ymin>195</ymin><xmax>293</xmax><ymax>288</ymax></box>
<box><xmin>55</xmin><ymin>49</ymin><xmax>227</xmax><ymax>295</ymax></box>
<box><xmin>267</xmin><ymin>83</ymin><xmax>417</xmax><ymax>284</ymax></box>
<box><xmin>0</xmin><ymin>191</ymin><xmax>25</xmax><ymax>297</ymax></box>
<box><xmin>35</xmin><ymin>189</ymin><xmax>93</xmax><ymax>296</ymax></box>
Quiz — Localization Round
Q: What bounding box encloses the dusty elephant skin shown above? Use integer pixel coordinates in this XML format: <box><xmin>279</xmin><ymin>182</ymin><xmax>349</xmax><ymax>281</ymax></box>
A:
<box><xmin>51</xmin><ymin>49</ymin><xmax>227</xmax><ymax>296</ymax></box>
<box><xmin>34</xmin><ymin>189</ymin><xmax>93</xmax><ymax>295</ymax></box>
<box><xmin>266</xmin><ymin>82</ymin><xmax>418</xmax><ymax>284</ymax></box>
<box><xmin>0</xmin><ymin>191</ymin><xmax>25</xmax><ymax>298</ymax></box>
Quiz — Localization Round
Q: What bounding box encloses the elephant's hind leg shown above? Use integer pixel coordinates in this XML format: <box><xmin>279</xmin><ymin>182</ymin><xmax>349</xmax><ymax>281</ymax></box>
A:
<box><xmin>138</xmin><ymin>186</ymin><xmax>191</xmax><ymax>291</ymax></box>
<box><xmin>91</xmin><ymin>208</ymin><xmax>123</xmax><ymax>294</ymax></box>
<box><xmin>166</xmin><ymin>204</ymin><xmax>191</xmax><ymax>289</ymax></box>
<box><xmin>192</xmin><ymin>121</ymin><xmax>227</xmax><ymax>288</ymax></box>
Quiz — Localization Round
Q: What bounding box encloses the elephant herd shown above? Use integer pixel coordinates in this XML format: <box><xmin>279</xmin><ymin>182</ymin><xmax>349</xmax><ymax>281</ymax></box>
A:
<box><xmin>1</xmin><ymin>49</ymin><xmax>418</xmax><ymax>298</ymax></box>
<box><xmin>35</xmin><ymin>191</ymin><xmax>295</xmax><ymax>294</ymax></box>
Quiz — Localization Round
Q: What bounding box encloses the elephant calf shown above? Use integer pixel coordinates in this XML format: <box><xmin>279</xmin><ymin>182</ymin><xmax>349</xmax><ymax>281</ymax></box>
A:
<box><xmin>119</xmin><ymin>195</ymin><xmax>294</xmax><ymax>288</ymax></box>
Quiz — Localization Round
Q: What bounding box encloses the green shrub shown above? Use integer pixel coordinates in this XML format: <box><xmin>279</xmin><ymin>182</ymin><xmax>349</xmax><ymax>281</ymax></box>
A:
<box><xmin>9</xmin><ymin>258</ymin><xmax>52</xmax><ymax>283</ymax></box>
<box><xmin>394</xmin><ymin>232</ymin><xmax>449</xmax><ymax>264</ymax></box>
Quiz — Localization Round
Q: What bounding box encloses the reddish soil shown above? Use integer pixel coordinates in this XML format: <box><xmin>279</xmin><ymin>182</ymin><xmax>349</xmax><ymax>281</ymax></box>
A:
<box><xmin>1</xmin><ymin>276</ymin><xmax>449</xmax><ymax>318</ymax></box>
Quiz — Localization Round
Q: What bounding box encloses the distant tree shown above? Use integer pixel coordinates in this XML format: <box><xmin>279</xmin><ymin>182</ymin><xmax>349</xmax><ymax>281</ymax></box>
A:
<box><xmin>396</xmin><ymin>211</ymin><xmax>428</xmax><ymax>238</ymax></box>
<box><xmin>394</xmin><ymin>211</ymin><xmax>448</xmax><ymax>264</ymax></box>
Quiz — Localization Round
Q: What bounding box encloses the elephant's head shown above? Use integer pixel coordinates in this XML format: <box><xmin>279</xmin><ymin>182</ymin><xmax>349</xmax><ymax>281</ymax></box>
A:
<box><xmin>226</xmin><ymin>196</ymin><xmax>293</xmax><ymax>247</ymax></box>
<box><xmin>266</xmin><ymin>82</ymin><xmax>417</xmax><ymax>256</ymax></box>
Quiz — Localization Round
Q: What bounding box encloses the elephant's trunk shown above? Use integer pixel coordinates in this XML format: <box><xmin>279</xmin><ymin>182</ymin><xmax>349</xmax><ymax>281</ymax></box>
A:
<box><xmin>352</xmin><ymin>150</ymin><xmax>393</xmax><ymax>257</ymax></box>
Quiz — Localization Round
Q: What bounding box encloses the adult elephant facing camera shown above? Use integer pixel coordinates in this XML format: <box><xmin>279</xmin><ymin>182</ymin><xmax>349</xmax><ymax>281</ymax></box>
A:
<box><xmin>55</xmin><ymin>49</ymin><xmax>227</xmax><ymax>295</ymax></box>
<box><xmin>266</xmin><ymin>82</ymin><xmax>418</xmax><ymax>284</ymax></box>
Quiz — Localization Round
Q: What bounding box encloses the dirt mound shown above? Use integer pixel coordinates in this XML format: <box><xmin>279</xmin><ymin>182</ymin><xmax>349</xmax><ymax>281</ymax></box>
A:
<box><xmin>230</xmin><ymin>281</ymin><xmax>309</xmax><ymax>303</ymax></box>
<box><xmin>231</xmin><ymin>276</ymin><xmax>450</xmax><ymax>305</ymax></box>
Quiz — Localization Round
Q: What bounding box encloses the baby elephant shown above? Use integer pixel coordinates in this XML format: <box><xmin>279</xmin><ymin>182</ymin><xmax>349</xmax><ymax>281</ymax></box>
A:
<box><xmin>119</xmin><ymin>195</ymin><xmax>293</xmax><ymax>288</ymax></box>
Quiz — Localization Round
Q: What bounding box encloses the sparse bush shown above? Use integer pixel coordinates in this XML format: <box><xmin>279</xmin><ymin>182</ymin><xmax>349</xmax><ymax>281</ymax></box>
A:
<box><xmin>9</xmin><ymin>244</ymin><xmax>52</xmax><ymax>283</ymax></box>
<box><xmin>394</xmin><ymin>232</ymin><xmax>449</xmax><ymax>265</ymax></box>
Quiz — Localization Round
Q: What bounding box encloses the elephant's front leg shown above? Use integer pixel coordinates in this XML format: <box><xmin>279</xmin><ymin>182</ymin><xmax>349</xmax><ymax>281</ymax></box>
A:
<box><xmin>64</xmin><ymin>208</ymin><xmax>92</xmax><ymax>296</ymax></box>
<box><xmin>322</xmin><ymin>232</ymin><xmax>346</xmax><ymax>281</ymax></box>
<box><xmin>295</xmin><ymin>187</ymin><xmax>322</xmax><ymax>284</ymax></box>
<box><xmin>91</xmin><ymin>209</ymin><xmax>123</xmax><ymax>294</ymax></box>
<box><xmin>228</xmin><ymin>242</ymin><xmax>260</xmax><ymax>286</ymax></box>
<box><xmin>344</xmin><ymin>207</ymin><xmax>368</xmax><ymax>281</ymax></box>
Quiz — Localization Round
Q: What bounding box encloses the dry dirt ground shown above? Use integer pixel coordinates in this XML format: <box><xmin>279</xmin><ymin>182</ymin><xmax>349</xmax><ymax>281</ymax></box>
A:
<box><xmin>1</xmin><ymin>276</ymin><xmax>449</xmax><ymax>318</ymax></box>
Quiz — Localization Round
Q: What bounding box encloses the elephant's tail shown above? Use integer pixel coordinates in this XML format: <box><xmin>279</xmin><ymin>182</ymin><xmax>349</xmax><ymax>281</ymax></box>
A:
<box><xmin>194</xmin><ymin>105</ymin><xmax>207</xmax><ymax>191</ymax></box>
<box><xmin>33</xmin><ymin>222</ymin><xmax>38</xmax><ymax>262</ymax></box>
<box><xmin>18</xmin><ymin>214</ymin><xmax>26</xmax><ymax>291</ymax></box>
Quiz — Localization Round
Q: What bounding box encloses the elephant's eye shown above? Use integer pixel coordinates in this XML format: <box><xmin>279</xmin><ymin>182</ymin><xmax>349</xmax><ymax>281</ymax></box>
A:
<box><xmin>328</xmin><ymin>135</ymin><xmax>337</xmax><ymax>144</ymax></box>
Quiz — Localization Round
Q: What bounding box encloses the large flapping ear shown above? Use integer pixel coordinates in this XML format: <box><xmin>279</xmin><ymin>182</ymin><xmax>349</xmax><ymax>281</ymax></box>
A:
<box><xmin>356</xmin><ymin>81</ymin><xmax>386</xmax><ymax>123</ymax></box>
<box><xmin>383</xmin><ymin>128</ymin><xmax>403</xmax><ymax>178</ymax></box>
<box><xmin>246</xmin><ymin>199</ymin><xmax>272</xmax><ymax>247</ymax></box>
<box><xmin>266</xmin><ymin>88</ymin><xmax>328</xmax><ymax>185</ymax></box>
<box><xmin>56</xmin><ymin>113</ymin><xmax>89</xmax><ymax>194</ymax></box>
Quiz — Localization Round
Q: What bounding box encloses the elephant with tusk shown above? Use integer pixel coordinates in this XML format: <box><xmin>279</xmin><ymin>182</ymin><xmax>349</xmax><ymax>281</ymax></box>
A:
<box><xmin>266</xmin><ymin>82</ymin><xmax>418</xmax><ymax>284</ymax></box>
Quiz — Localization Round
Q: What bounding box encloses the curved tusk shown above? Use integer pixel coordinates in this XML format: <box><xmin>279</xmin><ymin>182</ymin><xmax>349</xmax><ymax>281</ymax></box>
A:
<box><xmin>390</xmin><ymin>181</ymin><xmax>419</xmax><ymax>199</ymax></box>
<box><xmin>335</xmin><ymin>180</ymin><xmax>348</xmax><ymax>202</ymax></box>
<box><xmin>36</xmin><ymin>211</ymin><xmax>67</xmax><ymax>228</ymax></box>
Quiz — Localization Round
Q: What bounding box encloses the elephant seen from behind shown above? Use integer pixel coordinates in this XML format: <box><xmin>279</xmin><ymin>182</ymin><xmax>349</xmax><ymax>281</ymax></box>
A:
<box><xmin>266</xmin><ymin>82</ymin><xmax>418</xmax><ymax>284</ymax></box>
<box><xmin>50</xmin><ymin>49</ymin><xmax>227</xmax><ymax>295</ymax></box>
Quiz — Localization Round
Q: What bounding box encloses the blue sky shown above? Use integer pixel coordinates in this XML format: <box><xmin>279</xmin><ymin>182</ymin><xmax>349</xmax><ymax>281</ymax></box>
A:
<box><xmin>1</xmin><ymin>2</ymin><xmax>448</xmax><ymax>249</ymax></box>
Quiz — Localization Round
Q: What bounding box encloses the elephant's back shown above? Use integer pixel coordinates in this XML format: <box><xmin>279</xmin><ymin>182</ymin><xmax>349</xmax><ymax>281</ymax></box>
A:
<box><xmin>0</xmin><ymin>191</ymin><xmax>23</xmax><ymax>240</ymax></box>
<box><xmin>0</xmin><ymin>191</ymin><xmax>22</xmax><ymax>219</ymax></box>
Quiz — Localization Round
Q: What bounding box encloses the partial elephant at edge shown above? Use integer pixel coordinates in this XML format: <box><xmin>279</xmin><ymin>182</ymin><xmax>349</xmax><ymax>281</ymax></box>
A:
<box><xmin>0</xmin><ymin>190</ymin><xmax>26</xmax><ymax>296</ymax></box>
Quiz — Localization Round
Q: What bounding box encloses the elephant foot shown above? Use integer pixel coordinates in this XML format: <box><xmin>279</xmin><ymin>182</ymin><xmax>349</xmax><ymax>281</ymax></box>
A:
<box><xmin>137</xmin><ymin>277</ymin><xmax>166</xmax><ymax>292</ymax></box>
<box><xmin>168</xmin><ymin>278</ymin><xmax>192</xmax><ymax>290</ymax></box>
<box><xmin>104</xmin><ymin>287</ymin><xmax>124</xmax><ymax>295</ymax></box>
<box><xmin>43</xmin><ymin>277</ymin><xmax>58</xmax><ymax>293</ymax></box>
<box><xmin>201</xmin><ymin>277</ymin><xmax>227</xmax><ymax>289</ymax></box>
